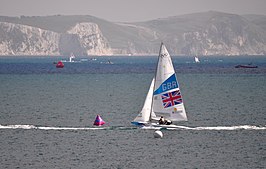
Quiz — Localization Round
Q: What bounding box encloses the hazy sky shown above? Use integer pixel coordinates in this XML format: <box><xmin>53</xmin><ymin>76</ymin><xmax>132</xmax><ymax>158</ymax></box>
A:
<box><xmin>1</xmin><ymin>0</ymin><xmax>265</xmax><ymax>22</ymax></box>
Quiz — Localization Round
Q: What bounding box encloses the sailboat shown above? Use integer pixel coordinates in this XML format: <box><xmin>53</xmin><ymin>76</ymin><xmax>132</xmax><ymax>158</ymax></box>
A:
<box><xmin>69</xmin><ymin>53</ymin><xmax>75</xmax><ymax>62</ymax></box>
<box><xmin>61</xmin><ymin>53</ymin><xmax>77</xmax><ymax>63</ymax></box>
<box><xmin>194</xmin><ymin>56</ymin><xmax>200</xmax><ymax>63</ymax></box>
<box><xmin>132</xmin><ymin>43</ymin><xmax>187</xmax><ymax>127</ymax></box>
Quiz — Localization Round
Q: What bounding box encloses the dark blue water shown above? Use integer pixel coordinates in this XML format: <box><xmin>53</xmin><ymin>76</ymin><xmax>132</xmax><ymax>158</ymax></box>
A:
<box><xmin>0</xmin><ymin>56</ymin><xmax>265</xmax><ymax>169</ymax></box>
<box><xmin>1</xmin><ymin>56</ymin><xmax>266</xmax><ymax>74</ymax></box>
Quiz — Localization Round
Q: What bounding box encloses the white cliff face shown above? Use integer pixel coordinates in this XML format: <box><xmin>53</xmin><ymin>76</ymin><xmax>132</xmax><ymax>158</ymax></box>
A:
<box><xmin>0</xmin><ymin>22</ymin><xmax>60</xmax><ymax>55</ymax></box>
<box><xmin>0</xmin><ymin>22</ymin><xmax>112</xmax><ymax>56</ymax></box>
<box><xmin>67</xmin><ymin>22</ymin><xmax>112</xmax><ymax>55</ymax></box>
<box><xmin>0</xmin><ymin>13</ymin><xmax>266</xmax><ymax>56</ymax></box>
<box><xmin>180</xmin><ymin>23</ymin><xmax>266</xmax><ymax>56</ymax></box>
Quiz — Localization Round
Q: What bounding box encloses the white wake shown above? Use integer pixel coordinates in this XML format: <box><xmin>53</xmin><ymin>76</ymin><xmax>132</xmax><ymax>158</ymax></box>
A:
<box><xmin>189</xmin><ymin>125</ymin><xmax>266</xmax><ymax>130</ymax></box>
<box><xmin>0</xmin><ymin>125</ymin><xmax>105</xmax><ymax>130</ymax></box>
<box><xmin>0</xmin><ymin>124</ymin><xmax>265</xmax><ymax>131</ymax></box>
<box><xmin>143</xmin><ymin>125</ymin><xmax>266</xmax><ymax>130</ymax></box>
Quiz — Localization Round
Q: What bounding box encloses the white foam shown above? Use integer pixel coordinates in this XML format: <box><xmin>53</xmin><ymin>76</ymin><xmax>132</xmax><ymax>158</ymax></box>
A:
<box><xmin>0</xmin><ymin>125</ymin><xmax>105</xmax><ymax>130</ymax></box>
<box><xmin>141</xmin><ymin>126</ymin><xmax>162</xmax><ymax>130</ymax></box>
<box><xmin>0</xmin><ymin>124</ymin><xmax>265</xmax><ymax>131</ymax></box>
<box><xmin>37</xmin><ymin>127</ymin><xmax>105</xmax><ymax>130</ymax></box>
<box><xmin>142</xmin><ymin>125</ymin><xmax>266</xmax><ymax>130</ymax></box>
<box><xmin>0</xmin><ymin>125</ymin><xmax>37</xmax><ymax>129</ymax></box>
<box><xmin>168</xmin><ymin>125</ymin><xmax>266</xmax><ymax>130</ymax></box>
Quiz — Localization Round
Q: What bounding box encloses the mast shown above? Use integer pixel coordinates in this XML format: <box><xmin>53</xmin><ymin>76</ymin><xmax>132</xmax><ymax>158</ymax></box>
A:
<box><xmin>149</xmin><ymin>42</ymin><xmax>164</xmax><ymax>122</ymax></box>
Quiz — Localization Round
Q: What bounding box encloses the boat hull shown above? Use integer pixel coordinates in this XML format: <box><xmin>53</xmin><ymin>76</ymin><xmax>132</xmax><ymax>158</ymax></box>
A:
<box><xmin>131</xmin><ymin>121</ymin><xmax>148</xmax><ymax>126</ymax></box>
<box><xmin>150</xmin><ymin>123</ymin><xmax>182</xmax><ymax>128</ymax></box>
<box><xmin>132</xmin><ymin>121</ymin><xmax>184</xmax><ymax>129</ymax></box>
<box><xmin>235</xmin><ymin>65</ymin><xmax>258</xmax><ymax>68</ymax></box>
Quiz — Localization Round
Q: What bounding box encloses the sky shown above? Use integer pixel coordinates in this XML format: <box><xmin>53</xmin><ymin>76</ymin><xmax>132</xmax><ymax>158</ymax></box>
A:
<box><xmin>1</xmin><ymin>0</ymin><xmax>266</xmax><ymax>22</ymax></box>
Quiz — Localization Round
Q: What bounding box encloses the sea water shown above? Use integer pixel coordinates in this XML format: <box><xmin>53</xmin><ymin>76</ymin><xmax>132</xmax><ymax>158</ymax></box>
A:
<box><xmin>0</xmin><ymin>56</ymin><xmax>265</xmax><ymax>169</ymax></box>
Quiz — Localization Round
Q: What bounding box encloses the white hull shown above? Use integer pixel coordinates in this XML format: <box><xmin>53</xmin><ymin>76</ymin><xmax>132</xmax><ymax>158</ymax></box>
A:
<box><xmin>150</xmin><ymin>123</ymin><xmax>183</xmax><ymax>128</ymax></box>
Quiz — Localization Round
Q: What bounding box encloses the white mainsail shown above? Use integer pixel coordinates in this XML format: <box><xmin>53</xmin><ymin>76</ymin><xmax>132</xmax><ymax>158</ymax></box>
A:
<box><xmin>132</xmin><ymin>43</ymin><xmax>187</xmax><ymax>125</ymax></box>
<box><xmin>152</xmin><ymin>43</ymin><xmax>187</xmax><ymax>122</ymax></box>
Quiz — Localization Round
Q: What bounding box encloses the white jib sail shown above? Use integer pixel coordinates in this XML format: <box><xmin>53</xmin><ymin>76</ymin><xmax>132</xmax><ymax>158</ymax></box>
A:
<box><xmin>195</xmin><ymin>56</ymin><xmax>200</xmax><ymax>63</ymax></box>
<box><xmin>152</xmin><ymin>43</ymin><xmax>187</xmax><ymax>122</ymax></box>
<box><xmin>133</xmin><ymin>78</ymin><xmax>155</xmax><ymax>123</ymax></box>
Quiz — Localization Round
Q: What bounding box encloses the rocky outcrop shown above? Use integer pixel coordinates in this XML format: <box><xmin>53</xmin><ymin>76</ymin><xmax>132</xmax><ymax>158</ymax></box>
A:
<box><xmin>0</xmin><ymin>21</ymin><xmax>112</xmax><ymax>56</ymax></box>
<box><xmin>0</xmin><ymin>22</ymin><xmax>60</xmax><ymax>55</ymax></box>
<box><xmin>178</xmin><ymin>13</ymin><xmax>266</xmax><ymax>55</ymax></box>
<box><xmin>67</xmin><ymin>22</ymin><xmax>112</xmax><ymax>55</ymax></box>
<box><xmin>135</xmin><ymin>11</ymin><xmax>266</xmax><ymax>55</ymax></box>
<box><xmin>0</xmin><ymin>12</ymin><xmax>266</xmax><ymax>56</ymax></box>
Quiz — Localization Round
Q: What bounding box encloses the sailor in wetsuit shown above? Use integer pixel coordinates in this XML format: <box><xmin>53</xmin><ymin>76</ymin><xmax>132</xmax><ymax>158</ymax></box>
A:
<box><xmin>159</xmin><ymin>116</ymin><xmax>165</xmax><ymax>124</ymax></box>
<box><xmin>165</xmin><ymin>119</ymin><xmax>172</xmax><ymax>125</ymax></box>
<box><xmin>159</xmin><ymin>116</ymin><xmax>172</xmax><ymax>125</ymax></box>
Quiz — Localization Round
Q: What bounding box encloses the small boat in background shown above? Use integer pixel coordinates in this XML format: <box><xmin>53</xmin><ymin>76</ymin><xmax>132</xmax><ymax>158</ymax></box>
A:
<box><xmin>56</xmin><ymin>61</ymin><xmax>64</xmax><ymax>68</ymax></box>
<box><xmin>101</xmin><ymin>59</ymin><xmax>114</xmax><ymax>64</ymax></box>
<box><xmin>194</xmin><ymin>56</ymin><xmax>200</xmax><ymax>63</ymax></box>
<box><xmin>107</xmin><ymin>60</ymin><xmax>114</xmax><ymax>64</ymax></box>
<box><xmin>81</xmin><ymin>58</ymin><xmax>89</xmax><ymax>62</ymax></box>
<box><xmin>62</xmin><ymin>53</ymin><xmax>76</xmax><ymax>63</ymax></box>
<box><xmin>69</xmin><ymin>53</ymin><xmax>75</xmax><ymax>62</ymax></box>
<box><xmin>235</xmin><ymin>64</ymin><xmax>258</xmax><ymax>68</ymax></box>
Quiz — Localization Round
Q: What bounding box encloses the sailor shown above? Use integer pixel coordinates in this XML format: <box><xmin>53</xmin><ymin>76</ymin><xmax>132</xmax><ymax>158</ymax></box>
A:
<box><xmin>159</xmin><ymin>116</ymin><xmax>165</xmax><ymax>125</ymax></box>
<box><xmin>165</xmin><ymin>119</ymin><xmax>172</xmax><ymax>125</ymax></box>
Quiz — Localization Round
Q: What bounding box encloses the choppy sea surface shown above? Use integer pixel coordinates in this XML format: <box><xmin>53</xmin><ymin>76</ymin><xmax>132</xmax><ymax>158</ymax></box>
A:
<box><xmin>0</xmin><ymin>56</ymin><xmax>265</xmax><ymax>169</ymax></box>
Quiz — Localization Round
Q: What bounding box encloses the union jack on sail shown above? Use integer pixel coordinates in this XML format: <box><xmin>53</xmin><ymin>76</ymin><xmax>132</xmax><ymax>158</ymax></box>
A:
<box><xmin>161</xmin><ymin>90</ymin><xmax>182</xmax><ymax>108</ymax></box>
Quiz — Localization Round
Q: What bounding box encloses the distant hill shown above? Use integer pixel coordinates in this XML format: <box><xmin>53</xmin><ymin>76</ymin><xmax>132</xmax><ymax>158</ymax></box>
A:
<box><xmin>0</xmin><ymin>11</ymin><xmax>266</xmax><ymax>56</ymax></box>
<box><xmin>242</xmin><ymin>14</ymin><xmax>266</xmax><ymax>31</ymax></box>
